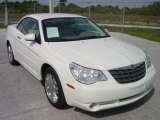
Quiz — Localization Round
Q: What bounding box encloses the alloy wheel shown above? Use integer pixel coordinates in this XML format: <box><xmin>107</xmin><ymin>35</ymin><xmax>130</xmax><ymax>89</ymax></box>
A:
<box><xmin>45</xmin><ymin>73</ymin><xmax>59</xmax><ymax>103</ymax></box>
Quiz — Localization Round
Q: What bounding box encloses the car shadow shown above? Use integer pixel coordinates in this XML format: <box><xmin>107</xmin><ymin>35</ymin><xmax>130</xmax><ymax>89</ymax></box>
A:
<box><xmin>74</xmin><ymin>88</ymin><xmax>155</xmax><ymax>118</ymax></box>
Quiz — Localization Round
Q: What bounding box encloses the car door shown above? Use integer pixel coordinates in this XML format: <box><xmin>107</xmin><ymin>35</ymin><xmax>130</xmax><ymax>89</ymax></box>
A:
<box><xmin>12</xmin><ymin>18</ymin><xmax>28</xmax><ymax>61</ymax></box>
<box><xmin>16</xmin><ymin>17</ymin><xmax>41</xmax><ymax>78</ymax></box>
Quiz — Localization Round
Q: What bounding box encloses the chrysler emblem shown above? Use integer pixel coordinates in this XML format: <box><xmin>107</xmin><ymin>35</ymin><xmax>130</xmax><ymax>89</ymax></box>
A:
<box><xmin>130</xmin><ymin>65</ymin><xmax>135</xmax><ymax>69</ymax></box>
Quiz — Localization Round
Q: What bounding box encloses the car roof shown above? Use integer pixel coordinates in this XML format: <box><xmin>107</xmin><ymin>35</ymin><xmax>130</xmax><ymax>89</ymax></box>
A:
<box><xmin>25</xmin><ymin>13</ymin><xmax>86</xmax><ymax>21</ymax></box>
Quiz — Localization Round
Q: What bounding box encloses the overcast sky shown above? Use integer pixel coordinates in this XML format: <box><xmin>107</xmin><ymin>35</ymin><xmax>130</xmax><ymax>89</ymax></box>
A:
<box><xmin>1</xmin><ymin>0</ymin><xmax>160</xmax><ymax>7</ymax></box>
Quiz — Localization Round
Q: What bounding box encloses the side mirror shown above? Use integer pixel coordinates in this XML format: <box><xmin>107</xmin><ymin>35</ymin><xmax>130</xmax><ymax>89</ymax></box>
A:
<box><xmin>24</xmin><ymin>34</ymin><xmax>35</xmax><ymax>41</ymax></box>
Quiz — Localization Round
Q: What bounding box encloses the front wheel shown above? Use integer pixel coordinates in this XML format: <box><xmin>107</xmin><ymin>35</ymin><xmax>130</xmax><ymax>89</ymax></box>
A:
<box><xmin>7</xmin><ymin>43</ymin><xmax>19</xmax><ymax>65</ymax></box>
<box><xmin>43</xmin><ymin>67</ymin><xmax>67</xmax><ymax>109</ymax></box>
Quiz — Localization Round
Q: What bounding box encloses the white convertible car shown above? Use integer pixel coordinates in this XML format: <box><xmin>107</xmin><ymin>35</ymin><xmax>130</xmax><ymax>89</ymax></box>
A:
<box><xmin>6</xmin><ymin>13</ymin><xmax>156</xmax><ymax>112</ymax></box>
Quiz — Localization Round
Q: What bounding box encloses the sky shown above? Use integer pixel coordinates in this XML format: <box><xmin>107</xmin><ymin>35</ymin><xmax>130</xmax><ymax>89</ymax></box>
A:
<box><xmin>1</xmin><ymin>0</ymin><xmax>160</xmax><ymax>8</ymax></box>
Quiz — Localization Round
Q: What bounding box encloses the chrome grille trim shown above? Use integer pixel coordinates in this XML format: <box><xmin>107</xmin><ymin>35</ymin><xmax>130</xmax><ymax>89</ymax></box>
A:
<box><xmin>109</xmin><ymin>62</ymin><xmax>146</xmax><ymax>84</ymax></box>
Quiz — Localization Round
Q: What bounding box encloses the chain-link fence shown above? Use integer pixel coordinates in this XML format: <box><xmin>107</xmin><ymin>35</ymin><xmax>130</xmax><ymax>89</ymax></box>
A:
<box><xmin>58</xmin><ymin>1</ymin><xmax>160</xmax><ymax>31</ymax></box>
<box><xmin>0</xmin><ymin>3</ymin><xmax>49</xmax><ymax>24</ymax></box>
<box><xmin>0</xmin><ymin>1</ymin><xmax>160</xmax><ymax>31</ymax></box>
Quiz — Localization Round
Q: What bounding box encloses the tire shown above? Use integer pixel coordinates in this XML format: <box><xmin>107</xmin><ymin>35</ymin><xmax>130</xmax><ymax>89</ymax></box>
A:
<box><xmin>7</xmin><ymin>43</ymin><xmax>19</xmax><ymax>66</ymax></box>
<box><xmin>43</xmin><ymin>67</ymin><xmax>67</xmax><ymax>109</ymax></box>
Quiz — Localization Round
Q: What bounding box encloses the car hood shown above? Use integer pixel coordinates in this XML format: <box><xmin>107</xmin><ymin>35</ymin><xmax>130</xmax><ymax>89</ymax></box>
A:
<box><xmin>48</xmin><ymin>37</ymin><xmax>146</xmax><ymax>70</ymax></box>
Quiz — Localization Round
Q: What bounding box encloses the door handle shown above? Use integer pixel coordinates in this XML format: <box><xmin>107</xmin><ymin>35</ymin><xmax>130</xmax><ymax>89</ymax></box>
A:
<box><xmin>17</xmin><ymin>36</ymin><xmax>21</xmax><ymax>39</ymax></box>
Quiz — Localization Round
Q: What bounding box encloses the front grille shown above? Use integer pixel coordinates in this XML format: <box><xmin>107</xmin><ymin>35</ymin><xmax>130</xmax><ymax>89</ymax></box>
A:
<box><xmin>109</xmin><ymin>62</ymin><xmax>146</xmax><ymax>84</ymax></box>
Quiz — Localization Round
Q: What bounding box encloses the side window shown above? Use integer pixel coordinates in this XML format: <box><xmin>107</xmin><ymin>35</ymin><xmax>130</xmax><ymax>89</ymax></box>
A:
<box><xmin>17</xmin><ymin>18</ymin><xmax>28</xmax><ymax>33</ymax></box>
<box><xmin>25</xmin><ymin>19</ymin><xmax>40</xmax><ymax>39</ymax></box>
<box><xmin>17</xmin><ymin>17</ymin><xmax>41</xmax><ymax>44</ymax></box>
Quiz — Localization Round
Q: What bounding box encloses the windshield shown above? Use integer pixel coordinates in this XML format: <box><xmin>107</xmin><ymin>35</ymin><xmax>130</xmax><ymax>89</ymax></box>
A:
<box><xmin>42</xmin><ymin>17</ymin><xmax>110</xmax><ymax>42</ymax></box>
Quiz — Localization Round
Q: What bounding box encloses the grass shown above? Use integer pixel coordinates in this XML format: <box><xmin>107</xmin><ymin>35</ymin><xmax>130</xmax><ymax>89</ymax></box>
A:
<box><xmin>0</xmin><ymin>23</ymin><xmax>5</xmax><ymax>28</ymax></box>
<box><xmin>89</xmin><ymin>14</ymin><xmax>160</xmax><ymax>26</ymax></box>
<box><xmin>124</xmin><ymin>28</ymin><xmax>160</xmax><ymax>42</ymax></box>
<box><xmin>102</xmin><ymin>26</ymin><xmax>160</xmax><ymax>42</ymax></box>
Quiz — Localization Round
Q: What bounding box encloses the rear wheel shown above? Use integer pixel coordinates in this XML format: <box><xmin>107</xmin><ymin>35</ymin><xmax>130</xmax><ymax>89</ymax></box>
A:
<box><xmin>43</xmin><ymin>67</ymin><xmax>67</xmax><ymax>109</ymax></box>
<box><xmin>7</xmin><ymin>43</ymin><xmax>19</xmax><ymax>65</ymax></box>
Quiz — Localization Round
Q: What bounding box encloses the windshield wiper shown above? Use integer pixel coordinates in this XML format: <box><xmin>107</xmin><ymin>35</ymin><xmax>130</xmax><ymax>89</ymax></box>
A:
<box><xmin>78</xmin><ymin>36</ymin><xmax>107</xmax><ymax>40</ymax></box>
<box><xmin>59</xmin><ymin>38</ymin><xmax>78</xmax><ymax>41</ymax></box>
<box><xmin>47</xmin><ymin>36</ymin><xmax>107</xmax><ymax>42</ymax></box>
<box><xmin>48</xmin><ymin>37</ymin><xmax>77</xmax><ymax>42</ymax></box>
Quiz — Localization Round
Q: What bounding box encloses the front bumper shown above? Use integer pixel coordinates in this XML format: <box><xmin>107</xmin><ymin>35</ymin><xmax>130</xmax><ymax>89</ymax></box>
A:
<box><xmin>65</xmin><ymin>64</ymin><xmax>156</xmax><ymax>112</ymax></box>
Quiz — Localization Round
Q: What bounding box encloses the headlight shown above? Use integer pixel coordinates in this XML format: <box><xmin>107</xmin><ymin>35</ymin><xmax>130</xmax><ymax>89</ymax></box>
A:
<box><xmin>144</xmin><ymin>51</ymin><xmax>151</xmax><ymax>68</ymax></box>
<box><xmin>69</xmin><ymin>62</ymin><xmax>107</xmax><ymax>84</ymax></box>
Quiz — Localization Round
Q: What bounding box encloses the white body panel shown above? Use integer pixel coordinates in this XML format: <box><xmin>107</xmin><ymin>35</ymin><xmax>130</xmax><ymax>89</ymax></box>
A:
<box><xmin>6</xmin><ymin>13</ymin><xmax>156</xmax><ymax>112</ymax></box>
<box><xmin>48</xmin><ymin>37</ymin><xmax>146</xmax><ymax>70</ymax></box>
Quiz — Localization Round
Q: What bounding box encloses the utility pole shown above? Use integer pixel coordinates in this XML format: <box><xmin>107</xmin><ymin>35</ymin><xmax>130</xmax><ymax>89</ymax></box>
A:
<box><xmin>89</xmin><ymin>2</ymin><xmax>91</xmax><ymax>18</ymax></box>
<box><xmin>33</xmin><ymin>2</ymin><xmax>36</xmax><ymax>13</ymax></box>
<box><xmin>5</xmin><ymin>0</ymin><xmax>9</xmax><ymax>26</ymax></box>
<box><xmin>59</xmin><ymin>2</ymin><xmax>61</xmax><ymax>13</ymax></box>
<box><xmin>122</xmin><ymin>0</ymin><xmax>125</xmax><ymax>32</ymax></box>
<box><xmin>49</xmin><ymin>0</ymin><xmax>54</xmax><ymax>13</ymax></box>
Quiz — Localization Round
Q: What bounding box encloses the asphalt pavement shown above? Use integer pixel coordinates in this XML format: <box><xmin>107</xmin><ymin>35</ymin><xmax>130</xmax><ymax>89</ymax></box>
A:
<box><xmin>0</xmin><ymin>29</ymin><xmax>160</xmax><ymax>120</ymax></box>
